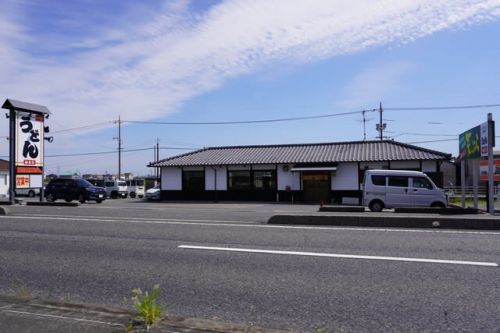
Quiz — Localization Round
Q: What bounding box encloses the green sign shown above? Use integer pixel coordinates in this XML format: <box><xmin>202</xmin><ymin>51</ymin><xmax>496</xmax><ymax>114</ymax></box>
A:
<box><xmin>459</xmin><ymin>125</ymin><xmax>481</xmax><ymax>159</ymax></box>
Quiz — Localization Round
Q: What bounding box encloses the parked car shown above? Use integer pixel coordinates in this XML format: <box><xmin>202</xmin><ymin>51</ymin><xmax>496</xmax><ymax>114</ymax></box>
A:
<box><xmin>363</xmin><ymin>170</ymin><xmax>447</xmax><ymax>212</ymax></box>
<box><xmin>126</xmin><ymin>179</ymin><xmax>145</xmax><ymax>198</ymax></box>
<box><xmin>45</xmin><ymin>178</ymin><xmax>106</xmax><ymax>203</ymax></box>
<box><xmin>104</xmin><ymin>180</ymin><xmax>128</xmax><ymax>199</ymax></box>
<box><xmin>145</xmin><ymin>185</ymin><xmax>161</xmax><ymax>201</ymax></box>
<box><xmin>14</xmin><ymin>188</ymin><xmax>40</xmax><ymax>197</ymax></box>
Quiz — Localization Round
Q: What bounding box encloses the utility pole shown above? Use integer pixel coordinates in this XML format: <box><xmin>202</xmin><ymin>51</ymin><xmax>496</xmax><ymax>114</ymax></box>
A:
<box><xmin>113</xmin><ymin>116</ymin><xmax>122</xmax><ymax>179</ymax></box>
<box><xmin>362</xmin><ymin>110</ymin><xmax>367</xmax><ymax>140</ymax></box>
<box><xmin>156</xmin><ymin>138</ymin><xmax>160</xmax><ymax>180</ymax></box>
<box><xmin>375</xmin><ymin>102</ymin><xmax>386</xmax><ymax>141</ymax></box>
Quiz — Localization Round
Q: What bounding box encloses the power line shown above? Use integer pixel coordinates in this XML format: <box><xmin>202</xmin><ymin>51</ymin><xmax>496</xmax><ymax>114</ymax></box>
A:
<box><xmin>386</xmin><ymin>104</ymin><xmax>500</xmax><ymax>111</ymax></box>
<box><xmin>122</xmin><ymin>109</ymin><xmax>378</xmax><ymax>125</ymax></box>
<box><xmin>51</xmin><ymin>121</ymin><xmax>114</xmax><ymax>134</ymax></box>
<box><xmin>42</xmin><ymin>146</ymin><xmax>194</xmax><ymax>158</ymax></box>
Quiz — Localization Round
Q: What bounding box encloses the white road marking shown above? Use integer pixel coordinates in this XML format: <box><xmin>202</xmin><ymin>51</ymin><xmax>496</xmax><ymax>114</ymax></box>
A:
<box><xmin>1</xmin><ymin>309</ymin><xmax>122</xmax><ymax>326</ymax></box>
<box><xmin>2</xmin><ymin>214</ymin><xmax>500</xmax><ymax>236</ymax></box>
<box><xmin>178</xmin><ymin>245</ymin><xmax>499</xmax><ymax>267</ymax></box>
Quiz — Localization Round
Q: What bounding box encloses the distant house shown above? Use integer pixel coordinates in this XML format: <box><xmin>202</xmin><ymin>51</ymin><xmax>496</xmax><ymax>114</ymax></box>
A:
<box><xmin>0</xmin><ymin>159</ymin><xmax>9</xmax><ymax>198</ymax></box>
<box><xmin>149</xmin><ymin>140</ymin><xmax>452</xmax><ymax>203</ymax></box>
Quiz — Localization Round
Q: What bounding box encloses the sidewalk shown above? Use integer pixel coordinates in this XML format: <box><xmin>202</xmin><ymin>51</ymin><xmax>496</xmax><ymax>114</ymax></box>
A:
<box><xmin>0</xmin><ymin>295</ymin><xmax>292</xmax><ymax>333</ymax></box>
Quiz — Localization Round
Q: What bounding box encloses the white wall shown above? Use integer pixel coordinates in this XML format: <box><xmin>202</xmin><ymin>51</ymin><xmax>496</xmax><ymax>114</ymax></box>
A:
<box><xmin>205</xmin><ymin>166</ymin><xmax>227</xmax><ymax>191</ymax></box>
<box><xmin>277</xmin><ymin>164</ymin><xmax>301</xmax><ymax>190</ymax></box>
<box><xmin>161</xmin><ymin>167</ymin><xmax>182</xmax><ymax>190</ymax></box>
<box><xmin>359</xmin><ymin>162</ymin><xmax>388</xmax><ymax>169</ymax></box>
<box><xmin>421</xmin><ymin>161</ymin><xmax>437</xmax><ymax>172</ymax></box>
<box><xmin>331</xmin><ymin>163</ymin><xmax>358</xmax><ymax>190</ymax></box>
<box><xmin>390</xmin><ymin>160</ymin><xmax>420</xmax><ymax>169</ymax></box>
<box><xmin>0</xmin><ymin>172</ymin><xmax>8</xmax><ymax>195</ymax></box>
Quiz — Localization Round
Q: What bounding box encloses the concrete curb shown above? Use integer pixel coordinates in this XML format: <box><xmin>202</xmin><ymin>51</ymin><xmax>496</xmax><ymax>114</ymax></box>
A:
<box><xmin>319</xmin><ymin>205</ymin><xmax>365</xmax><ymax>212</ymax></box>
<box><xmin>0</xmin><ymin>295</ymin><xmax>293</xmax><ymax>333</ymax></box>
<box><xmin>0</xmin><ymin>206</ymin><xmax>9</xmax><ymax>215</ymax></box>
<box><xmin>26</xmin><ymin>202</ymin><xmax>79</xmax><ymax>207</ymax></box>
<box><xmin>267</xmin><ymin>214</ymin><xmax>500</xmax><ymax>230</ymax></box>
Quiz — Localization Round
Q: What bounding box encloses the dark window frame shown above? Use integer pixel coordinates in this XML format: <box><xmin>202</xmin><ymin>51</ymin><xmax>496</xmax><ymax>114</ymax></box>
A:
<box><xmin>371</xmin><ymin>175</ymin><xmax>386</xmax><ymax>186</ymax></box>
<box><xmin>388</xmin><ymin>176</ymin><xmax>409</xmax><ymax>187</ymax></box>
<box><xmin>182</xmin><ymin>170</ymin><xmax>205</xmax><ymax>192</ymax></box>
<box><xmin>227</xmin><ymin>169</ymin><xmax>277</xmax><ymax>191</ymax></box>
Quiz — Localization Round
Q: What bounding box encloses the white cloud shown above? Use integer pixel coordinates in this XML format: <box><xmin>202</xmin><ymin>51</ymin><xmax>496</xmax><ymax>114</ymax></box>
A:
<box><xmin>1</xmin><ymin>0</ymin><xmax>500</xmax><ymax>172</ymax></box>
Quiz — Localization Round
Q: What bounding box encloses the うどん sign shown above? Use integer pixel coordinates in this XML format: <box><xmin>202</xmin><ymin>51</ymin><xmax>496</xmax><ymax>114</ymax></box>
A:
<box><xmin>15</xmin><ymin>112</ymin><xmax>44</xmax><ymax>167</ymax></box>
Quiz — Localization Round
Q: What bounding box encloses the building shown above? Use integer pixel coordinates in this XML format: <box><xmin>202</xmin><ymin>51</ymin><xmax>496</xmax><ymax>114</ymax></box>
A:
<box><xmin>149</xmin><ymin>140</ymin><xmax>452</xmax><ymax>203</ymax></box>
<box><xmin>0</xmin><ymin>159</ymin><xmax>8</xmax><ymax>198</ymax></box>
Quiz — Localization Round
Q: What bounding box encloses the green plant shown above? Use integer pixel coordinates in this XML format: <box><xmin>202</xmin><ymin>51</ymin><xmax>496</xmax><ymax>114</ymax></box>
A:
<box><xmin>313</xmin><ymin>324</ymin><xmax>330</xmax><ymax>333</ymax></box>
<box><xmin>132</xmin><ymin>284</ymin><xmax>165</xmax><ymax>331</ymax></box>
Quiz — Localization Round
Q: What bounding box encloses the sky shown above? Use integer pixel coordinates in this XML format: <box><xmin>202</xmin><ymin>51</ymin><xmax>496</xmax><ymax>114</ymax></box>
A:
<box><xmin>1</xmin><ymin>0</ymin><xmax>500</xmax><ymax>176</ymax></box>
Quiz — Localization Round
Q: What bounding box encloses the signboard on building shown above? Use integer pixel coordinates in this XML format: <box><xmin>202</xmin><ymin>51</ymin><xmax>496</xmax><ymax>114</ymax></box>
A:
<box><xmin>480</xmin><ymin>159</ymin><xmax>500</xmax><ymax>181</ymax></box>
<box><xmin>459</xmin><ymin>121</ymin><xmax>489</xmax><ymax>160</ymax></box>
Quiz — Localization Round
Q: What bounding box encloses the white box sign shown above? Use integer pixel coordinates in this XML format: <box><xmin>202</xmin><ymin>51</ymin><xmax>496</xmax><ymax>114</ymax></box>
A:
<box><xmin>16</xmin><ymin>112</ymin><xmax>44</xmax><ymax>167</ymax></box>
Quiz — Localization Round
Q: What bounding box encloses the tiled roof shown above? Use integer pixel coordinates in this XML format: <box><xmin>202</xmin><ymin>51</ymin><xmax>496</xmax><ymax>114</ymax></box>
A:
<box><xmin>149</xmin><ymin>140</ymin><xmax>451</xmax><ymax>167</ymax></box>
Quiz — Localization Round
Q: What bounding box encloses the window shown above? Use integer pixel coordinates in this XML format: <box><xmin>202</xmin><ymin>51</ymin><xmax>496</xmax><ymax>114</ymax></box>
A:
<box><xmin>371</xmin><ymin>175</ymin><xmax>386</xmax><ymax>186</ymax></box>
<box><xmin>412</xmin><ymin>177</ymin><xmax>433</xmax><ymax>190</ymax></box>
<box><xmin>183</xmin><ymin>171</ymin><xmax>205</xmax><ymax>191</ymax></box>
<box><xmin>388</xmin><ymin>176</ymin><xmax>408</xmax><ymax>187</ymax></box>
<box><xmin>253</xmin><ymin>171</ymin><xmax>276</xmax><ymax>190</ymax></box>
<box><xmin>228</xmin><ymin>171</ymin><xmax>251</xmax><ymax>190</ymax></box>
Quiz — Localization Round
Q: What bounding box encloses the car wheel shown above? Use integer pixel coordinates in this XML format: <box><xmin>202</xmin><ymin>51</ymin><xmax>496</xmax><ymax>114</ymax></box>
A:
<box><xmin>46</xmin><ymin>193</ymin><xmax>55</xmax><ymax>202</ymax></box>
<box><xmin>65</xmin><ymin>196</ymin><xmax>73</xmax><ymax>203</ymax></box>
<box><xmin>111</xmin><ymin>192</ymin><xmax>118</xmax><ymax>199</ymax></box>
<box><xmin>96</xmin><ymin>199</ymin><xmax>103</xmax><ymax>204</ymax></box>
<box><xmin>78</xmin><ymin>194</ymin><xmax>86</xmax><ymax>204</ymax></box>
<box><xmin>28</xmin><ymin>190</ymin><xmax>35</xmax><ymax>198</ymax></box>
<box><xmin>130</xmin><ymin>192</ymin><xmax>136</xmax><ymax>198</ymax></box>
<box><xmin>431</xmin><ymin>202</ymin><xmax>445</xmax><ymax>208</ymax></box>
<box><xmin>369</xmin><ymin>200</ymin><xmax>384</xmax><ymax>212</ymax></box>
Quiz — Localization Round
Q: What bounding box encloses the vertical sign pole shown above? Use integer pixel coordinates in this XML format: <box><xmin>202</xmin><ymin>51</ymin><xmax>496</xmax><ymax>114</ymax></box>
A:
<box><xmin>487</xmin><ymin>113</ymin><xmax>494</xmax><ymax>214</ymax></box>
<box><xmin>460</xmin><ymin>159</ymin><xmax>466</xmax><ymax>208</ymax></box>
<box><xmin>8</xmin><ymin>109</ymin><xmax>15</xmax><ymax>205</ymax></box>
<box><xmin>472</xmin><ymin>159</ymin><xmax>478</xmax><ymax>209</ymax></box>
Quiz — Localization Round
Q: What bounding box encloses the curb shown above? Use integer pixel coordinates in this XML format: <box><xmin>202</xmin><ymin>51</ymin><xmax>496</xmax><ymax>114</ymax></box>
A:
<box><xmin>0</xmin><ymin>295</ymin><xmax>293</xmax><ymax>333</ymax></box>
<box><xmin>267</xmin><ymin>214</ymin><xmax>500</xmax><ymax>230</ymax></box>
<box><xmin>0</xmin><ymin>206</ymin><xmax>9</xmax><ymax>215</ymax></box>
<box><xmin>26</xmin><ymin>202</ymin><xmax>79</xmax><ymax>207</ymax></box>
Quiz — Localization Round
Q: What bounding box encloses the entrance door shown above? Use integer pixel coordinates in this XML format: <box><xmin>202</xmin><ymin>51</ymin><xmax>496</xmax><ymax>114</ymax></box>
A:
<box><xmin>303</xmin><ymin>172</ymin><xmax>330</xmax><ymax>203</ymax></box>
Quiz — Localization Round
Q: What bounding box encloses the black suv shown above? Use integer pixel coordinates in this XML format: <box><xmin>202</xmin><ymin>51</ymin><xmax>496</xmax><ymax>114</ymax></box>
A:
<box><xmin>45</xmin><ymin>178</ymin><xmax>107</xmax><ymax>203</ymax></box>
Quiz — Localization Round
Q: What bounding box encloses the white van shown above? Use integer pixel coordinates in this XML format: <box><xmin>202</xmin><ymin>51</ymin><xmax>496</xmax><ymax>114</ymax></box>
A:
<box><xmin>126</xmin><ymin>179</ymin><xmax>145</xmax><ymax>198</ymax></box>
<box><xmin>363</xmin><ymin>170</ymin><xmax>447</xmax><ymax>212</ymax></box>
<box><xmin>104</xmin><ymin>180</ymin><xmax>128</xmax><ymax>199</ymax></box>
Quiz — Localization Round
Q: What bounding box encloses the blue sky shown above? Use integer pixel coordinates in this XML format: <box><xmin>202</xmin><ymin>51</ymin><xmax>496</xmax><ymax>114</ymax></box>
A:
<box><xmin>1</xmin><ymin>0</ymin><xmax>500</xmax><ymax>176</ymax></box>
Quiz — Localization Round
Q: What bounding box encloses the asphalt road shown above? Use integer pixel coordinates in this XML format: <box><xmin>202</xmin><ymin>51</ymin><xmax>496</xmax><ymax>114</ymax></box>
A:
<box><xmin>1</xmin><ymin>200</ymin><xmax>499</xmax><ymax>332</ymax></box>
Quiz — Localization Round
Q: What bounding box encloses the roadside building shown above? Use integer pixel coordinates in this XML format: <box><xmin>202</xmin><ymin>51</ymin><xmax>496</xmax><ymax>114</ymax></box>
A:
<box><xmin>0</xmin><ymin>159</ymin><xmax>9</xmax><ymax>198</ymax></box>
<box><xmin>149</xmin><ymin>140</ymin><xmax>452</xmax><ymax>203</ymax></box>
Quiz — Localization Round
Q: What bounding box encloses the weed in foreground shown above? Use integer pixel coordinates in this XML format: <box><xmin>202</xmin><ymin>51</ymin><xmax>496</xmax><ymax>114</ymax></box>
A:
<box><xmin>131</xmin><ymin>284</ymin><xmax>165</xmax><ymax>331</ymax></box>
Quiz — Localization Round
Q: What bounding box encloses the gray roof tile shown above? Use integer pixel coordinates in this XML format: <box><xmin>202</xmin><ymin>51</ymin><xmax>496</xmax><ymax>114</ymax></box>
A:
<box><xmin>149</xmin><ymin>140</ymin><xmax>451</xmax><ymax>167</ymax></box>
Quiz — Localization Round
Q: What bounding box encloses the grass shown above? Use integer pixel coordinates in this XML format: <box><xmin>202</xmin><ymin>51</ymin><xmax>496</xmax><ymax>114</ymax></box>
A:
<box><xmin>131</xmin><ymin>284</ymin><xmax>165</xmax><ymax>331</ymax></box>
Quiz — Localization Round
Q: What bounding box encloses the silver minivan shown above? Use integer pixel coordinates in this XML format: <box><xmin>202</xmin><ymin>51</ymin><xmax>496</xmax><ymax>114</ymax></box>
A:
<box><xmin>363</xmin><ymin>170</ymin><xmax>447</xmax><ymax>212</ymax></box>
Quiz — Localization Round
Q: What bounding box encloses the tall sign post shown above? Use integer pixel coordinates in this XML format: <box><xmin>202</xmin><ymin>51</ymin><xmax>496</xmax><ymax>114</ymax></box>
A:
<box><xmin>458</xmin><ymin>113</ymin><xmax>495</xmax><ymax>214</ymax></box>
<box><xmin>486</xmin><ymin>113</ymin><xmax>495</xmax><ymax>214</ymax></box>
<box><xmin>2</xmin><ymin>99</ymin><xmax>52</xmax><ymax>204</ymax></box>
